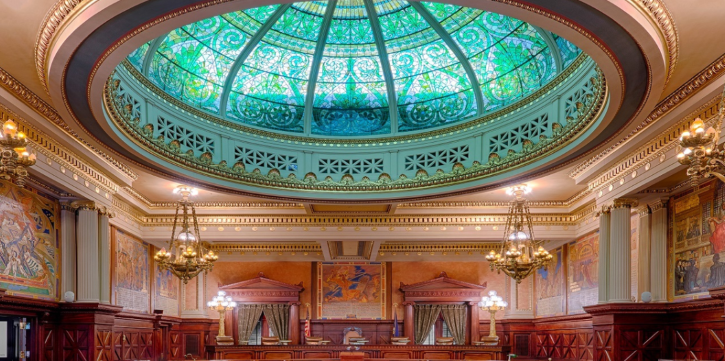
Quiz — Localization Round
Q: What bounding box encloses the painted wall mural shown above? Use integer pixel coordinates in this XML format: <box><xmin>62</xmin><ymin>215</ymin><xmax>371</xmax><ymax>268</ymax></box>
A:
<box><xmin>113</xmin><ymin>228</ymin><xmax>150</xmax><ymax>313</ymax></box>
<box><xmin>670</xmin><ymin>180</ymin><xmax>725</xmax><ymax>300</ymax></box>
<box><xmin>567</xmin><ymin>231</ymin><xmax>599</xmax><ymax>314</ymax></box>
<box><xmin>535</xmin><ymin>246</ymin><xmax>565</xmax><ymax>317</ymax></box>
<box><xmin>155</xmin><ymin>259</ymin><xmax>179</xmax><ymax>316</ymax></box>
<box><xmin>0</xmin><ymin>181</ymin><xmax>59</xmax><ymax>300</ymax></box>
<box><xmin>317</xmin><ymin>262</ymin><xmax>386</xmax><ymax>320</ymax></box>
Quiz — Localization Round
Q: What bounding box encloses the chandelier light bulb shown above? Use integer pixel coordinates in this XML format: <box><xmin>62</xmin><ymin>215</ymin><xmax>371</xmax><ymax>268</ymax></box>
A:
<box><xmin>218</xmin><ymin>291</ymin><xmax>226</xmax><ymax>297</ymax></box>
<box><xmin>683</xmin><ymin>148</ymin><xmax>692</xmax><ymax>155</ymax></box>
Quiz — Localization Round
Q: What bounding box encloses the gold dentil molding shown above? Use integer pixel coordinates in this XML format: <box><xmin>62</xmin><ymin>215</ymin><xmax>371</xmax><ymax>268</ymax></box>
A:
<box><xmin>0</xmin><ymin>67</ymin><xmax>137</xmax><ymax>181</ymax></box>
<box><xmin>209</xmin><ymin>243</ymin><xmax>322</xmax><ymax>255</ymax></box>
<box><xmin>571</xmin><ymin>52</ymin><xmax>725</xmax><ymax>179</ymax></box>
<box><xmin>0</xmin><ymin>106</ymin><xmax>120</xmax><ymax>196</ymax></box>
<box><xmin>629</xmin><ymin>0</ymin><xmax>678</xmax><ymax>84</ymax></box>
<box><xmin>585</xmin><ymin>95</ymin><xmax>721</xmax><ymax>195</ymax></box>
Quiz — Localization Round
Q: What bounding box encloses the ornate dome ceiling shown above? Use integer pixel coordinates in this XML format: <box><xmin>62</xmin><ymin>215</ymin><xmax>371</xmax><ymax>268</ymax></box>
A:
<box><xmin>124</xmin><ymin>0</ymin><xmax>581</xmax><ymax>137</ymax></box>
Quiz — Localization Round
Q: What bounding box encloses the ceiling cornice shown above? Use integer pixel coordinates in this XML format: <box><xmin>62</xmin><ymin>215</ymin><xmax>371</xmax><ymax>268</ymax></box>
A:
<box><xmin>0</xmin><ymin>66</ymin><xmax>137</xmax><ymax>181</ymax></box>
<box><xmin>570</xmin><ymin>52</ymin><xmax>725</xmax><ymax>179</ymax></box>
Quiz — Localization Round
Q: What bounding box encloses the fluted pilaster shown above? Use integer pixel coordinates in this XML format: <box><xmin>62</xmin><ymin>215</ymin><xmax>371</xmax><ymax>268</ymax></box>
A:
<box><xmin>60</xmin><ymin>202</ymin><xmax>76</xmax><ymax>300</ymax></box>
<box><xmin>637</xmin><ymin>206</ymin><xmax>652</xmax><ymax>300</ymax></box>
<box><xmin>650</xmin><ymin>198</ymin><xmax>668</xmax><ymax>302</ymax></box>
<box><xmin>98</xmin><ymin>207</ymin><xmax>112</xmax><ymax>304</ymax></box>
<box><xmin>609</xmin><ymin>198</ymin><xmax>637</xmax><ymax>303</ymax></box>
<box><xmin>598</xmin><ymin>206</ymin><xmax>611</xmax><ymax>304</ymax></box>
<box><xmin>74</xmin><ymin>201</ymin><xmax>99</xmax><ymax>302</ymax></box>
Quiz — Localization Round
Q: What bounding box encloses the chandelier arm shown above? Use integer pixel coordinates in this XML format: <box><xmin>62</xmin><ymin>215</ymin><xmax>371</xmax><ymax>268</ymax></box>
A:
<box><xmin>703</xmin><ymin>171</ymin><xmax>725</xmax><ymax>184</ymax></box>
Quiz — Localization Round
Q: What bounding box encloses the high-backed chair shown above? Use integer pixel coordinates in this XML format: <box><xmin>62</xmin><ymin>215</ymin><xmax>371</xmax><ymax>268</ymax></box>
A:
<box><xmin>343</xmin><ymin>327</ymin><xmax>365</xmax><ymax>345</ymax></box>
<box><xmin>435</xmin><ymin>337</ymin><xmax>454</xmax><ymax>345</ymax></box>
<box><xmin>261</xmin><ymin>336</ymin><xmax>280</xmax><ymax>345</ymax></box>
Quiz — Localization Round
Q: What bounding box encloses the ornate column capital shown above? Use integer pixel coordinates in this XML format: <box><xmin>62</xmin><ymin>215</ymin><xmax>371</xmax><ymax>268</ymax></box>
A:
<box><xmin>612</xmin><ymin>198</ymin><xmax>638</xmax><ymax>209</ymax></box>
<box><xmin>596</xmin><ymin>204</ymin><xmax>612</xmax><ymax>217</ymax></box>
<box><xmin>637</xmin><ymin>206</ymin><xmax>651</xmax><ymax>217</ymax></box>
<box><xmin>71</xmin><ymin>200</ymin><xmax>97</xmax><ymax>211</ymax></box>
<box><xmin>97</xmin><ymin>206</ymin><xmax>116</xmax><ymax>218</ymax></box>
<box><xmin>402</xmin><ymin>301</ymin><xmax>415</xmax><ymax>306</ymax></box>
<box><xmin>649</xmin><ymin>198</ymin><xmax>669</xmax><ymax>212</ymax></box>
<box><xmin>60</xmin><ymin>200</ymin><xmax>77</xmax><ymax>211</ymax></box>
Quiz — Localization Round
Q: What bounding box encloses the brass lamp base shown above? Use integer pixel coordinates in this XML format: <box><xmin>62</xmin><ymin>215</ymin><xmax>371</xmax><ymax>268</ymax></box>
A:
<box><xmin>480</xmin><ymin>336</ymin><xmax>500</xmax><ymax>346</ymax></box>
<box><xmin>216</xmin><ymin>335</ymin><xmax>234</xmax><ymax>346</ymax></box>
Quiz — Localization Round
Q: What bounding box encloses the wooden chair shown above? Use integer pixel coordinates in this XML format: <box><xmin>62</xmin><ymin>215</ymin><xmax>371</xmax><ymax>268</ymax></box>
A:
<box><xmin>261</xmin><ymin>336</ymin><xmax>280</xmax><ymax>345</ymax></box>
<box><xmin>435</xmin><ymin>337</ymin><xmax>454</xmax><ymax>345</ymax></box>
<box><xmin>343</xmin><ymin>327</ymin><xmax>365</xmax><ymax>345</ymax></box>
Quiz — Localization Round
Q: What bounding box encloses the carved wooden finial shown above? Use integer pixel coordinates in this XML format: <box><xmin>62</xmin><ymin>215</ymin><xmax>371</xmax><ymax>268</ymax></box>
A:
<box><xmin>258</xmin><ymin>272</ymin><xmax>266</xmax><ymax>278</ymax></box>
<box><xmin>399</xmin><ymin>281</ymin><xmax>407</xmax><ymax>289</ymax></box>
<box><xmin>438</xmin><ymin>271</ymin><xmax>449</xmax><ymax>278</ymax></box>
<box><xmin>481</xmin><ymin>281</ymin><xmax>487</xmax><ymax>289</ymax></box>
<box><xmin>297</xmin><ymin>281</ymin><xmax>303</xmax><ymax>287</ymax></box>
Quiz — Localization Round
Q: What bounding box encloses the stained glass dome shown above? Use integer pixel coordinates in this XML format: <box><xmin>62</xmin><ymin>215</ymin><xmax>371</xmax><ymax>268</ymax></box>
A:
<box><xmin>125</xmin><ymin>0</ymin><xmax>581</xmax><ymax>137</ymax></box>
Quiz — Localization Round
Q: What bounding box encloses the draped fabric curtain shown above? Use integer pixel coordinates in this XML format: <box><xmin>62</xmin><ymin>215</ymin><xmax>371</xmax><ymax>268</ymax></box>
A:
<box><xmin>237</xmin><ymin>304</ymin><xmax>265</xmax><ymax>345</ymax></box>
<box><xmin>264</xmin><ymin>304</ymin><xmax>290</xmax><ymax>340</ymax></box>
<box><xmin>414</xmin><ymin>304</ymin><xmax>442</xmax><ymax>345</ymax></box>
<box><xmin>440</xmin><ymin>304</ymin><xmax>467</xmax><ymax>345</ymax></box>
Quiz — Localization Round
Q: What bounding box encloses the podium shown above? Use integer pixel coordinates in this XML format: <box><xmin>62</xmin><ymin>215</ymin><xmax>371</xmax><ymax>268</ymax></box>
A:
<box><xmin>340</xmin><ymin>352</ymin><xmax>364</xmax><ymax>361</ymax></box>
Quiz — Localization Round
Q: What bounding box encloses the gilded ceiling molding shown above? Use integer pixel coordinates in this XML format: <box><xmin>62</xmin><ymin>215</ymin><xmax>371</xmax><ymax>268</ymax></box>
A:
<box><xmin>111</xmin><ymin>196</ymin><xmax>146</xmax><ymax>225</ymax></box>
<box><xmin>379</xmin><ymin>243</ymin><xmax>501</xmax><ymax>255</ymax></box>
<box><xmin>35</xmin><ymin>0</ymin><xmax>89</xmax><ymax>91</ymax></box>
<box><xmin>0</xmin><ymin>67</ymin><xmax>137</xmax><ymax>180</ymax></box>
<box><xmin>209</xmin><ymin>243</ymin><xmax>322</xmax><ymax>255</ymax></box>
<box><xmin>398</xmin><ymin>188</ymin><xmax>593</xmax><ymax>209</ymax></box>
<box><xmin>143</xmin><ymin>213</ymin><xmax>588</xmax><ymax>227</ymax></box>
<box><xmin>104</xmin><ymin>70</ymin><xmax>606</xmax><ymax>192</ymax></box>
<box><xmin>121</xmin><ymin>187</ymin><xmax>303</xmax><ymax>209</ymax></box>
<box><xmin>0</xmin><ymin>106</ymin><xmax>120</xmax><ymax>195</ymax></box>
<box><xmin>629</xmin><ymin>0</ymin><xmax>678</xmax><ymax>84</ymax></box>
<box><xmin>571</xmin><ymin>53</ymin><xmax>725</xmax><ymax>179</ymax></box>
<box><xmin>26</xmin><ymin>177</ymin><xmax>75</xmax><ymax>198</ymax></box>
<box><xmin>585</xmin><ymin>95</ymin><xmax>721</xmax><ymax>194</ymax></box>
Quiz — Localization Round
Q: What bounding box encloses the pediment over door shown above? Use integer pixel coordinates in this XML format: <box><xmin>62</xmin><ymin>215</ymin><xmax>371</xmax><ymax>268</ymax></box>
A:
<box><xmin>399</xmin><ymin>271</ymin><xmax>487</xmax><ymax>302</ymax></box>
<box><xmin>219</xmin><ymin>272</ymin><xmax>304</xmax><ymax>303</ymax></box>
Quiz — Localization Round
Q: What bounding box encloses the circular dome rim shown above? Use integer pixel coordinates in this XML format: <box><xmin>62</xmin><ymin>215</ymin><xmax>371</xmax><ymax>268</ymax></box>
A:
<box><xmin>51</xmin><ymin>0</ymin><xmax>648</xmax><ymax>201</ymax></box>
<box><xmin>128</xmin><ymin>0</ymin><xmax>582</xmax><ymax>140</ymax></box>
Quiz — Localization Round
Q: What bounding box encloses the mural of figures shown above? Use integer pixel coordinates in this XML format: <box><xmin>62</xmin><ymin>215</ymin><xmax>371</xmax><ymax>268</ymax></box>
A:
<box><xmin>568</xmin><ymin>231</ymin><xmax>599</xmax><ymax>314</ymax></box>
<box><xmin>113</xmin><ymin>228</ymin><xmax>150</xmax><ymax>313</ymax></box>
<box><xmin>318</xmin><ymin>262</ymin><xmax>386</xmax><ymax>319</ymax></box>
<box><xmin>670</xmin><ymin>180</ymin><xmax>725</xmax><ymax>299</ymax></box>
<box><xmin>535</xmin><ymin>247</ymin><xmax>565</xmax><ymax>317</ymax></box>
<box><xmin>0</xmin><ymin>181</ymin><xmax>59</xmax><ymax>300</ymax></box>
<box><xmin>155</xmin><ymin>260</ymin><xmax>179</xmax><ymax>315</ymax></box>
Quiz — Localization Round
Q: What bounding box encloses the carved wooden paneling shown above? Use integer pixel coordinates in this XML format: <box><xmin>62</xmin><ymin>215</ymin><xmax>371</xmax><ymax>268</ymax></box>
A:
<box><xmin>185</xmin><ymin>334</ymin><xmax>201</xmax><ymax>356</ymax></box>
<box><xmin>42</xmin><ymin>327</ymin><xmax>55</xmax><ymax>361</ymax></box>
<box><xmin>95</xmin><ymin>330</ymin><xmax>113</xmax><ymax>361</ymax></box>
<box><xmin>169</xmin><ymin>332</ymin><xmax>182</xmax><ymax>360</ymax></box>
<box><xmin>619</xmin><ymin>329</ymin><xmax>664</xmax><ymax>361</ymax></box>
<box><xmin>707</xmin><ymin>329</ymin><xmax>725</xmax><ymax>361</ymax></box>
<box><xmin>673</xmin><ymin>329</ymin><xmax>703</xmax><ymax>360</ymax></box>
<box><xmin>261</xmin><ymin>351</ymin><xmax>294</xmax><ymax>359</ymax></box>
<box><xmin>578</xmin><ymin>332</ymin><xmax>594</xmax><ymax>360</ymax></box>
<box><xmin>595</xmin><ymin>330</ymin><xmax>612</xmax><ymax>361</ymax></box>
<box><xmin>62</xmin><ymin>328</ymin><xmax>90</xmax><ymax>361</ymax></box>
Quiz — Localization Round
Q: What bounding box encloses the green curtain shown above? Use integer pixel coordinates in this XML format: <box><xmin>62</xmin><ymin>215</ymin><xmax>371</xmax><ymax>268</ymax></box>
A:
<box><xmin>414</xmin><ymin>304</ymin><xmax>441</xmax><ymax>345</ymax></box>
<box><xmin>440</xmin><ymin>304</ymin><xmax>467</xmax><ymax>345</ymax></box>
<box><xmin>237</xmin><ymin>304</ymin><xmax>264</xmax><ymax>345</ymax></box>
<box><xmin>264</xmin><ymin>304</ymin><xmax>290</xmax><ymax>340</ymax></box>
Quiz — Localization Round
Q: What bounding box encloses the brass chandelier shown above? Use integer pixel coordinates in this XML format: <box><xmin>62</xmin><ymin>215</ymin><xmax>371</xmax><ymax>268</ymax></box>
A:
<box><xmin>0</xmin><ymin>119</ymin><xmax>36</xmax><ymax>187</ymax></box>
<box><xmin>677</xmin><ymin>86</ymin><xmax>725</xmax><ymax>186</ymax></box>
<box><xmin>485</xmin><ymin>185</ymin><xmax>552</xmax><ymax>283</ymax></box>
<box><xmin>154</xmin><ymin>185</ymin><xmax>218</xmax><ymax>283</ymax></box>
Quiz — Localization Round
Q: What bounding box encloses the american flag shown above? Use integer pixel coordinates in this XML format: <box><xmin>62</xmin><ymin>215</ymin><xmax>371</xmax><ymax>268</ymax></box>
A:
<box><xmin>393</xmin><ymin>307</ymin><xmax>399</xmax><ymax>337</ymax></box>
<box><xmin>304</xmin><ymin>305</ymin><xmax>311</xmax><ymax>338</ymax></box>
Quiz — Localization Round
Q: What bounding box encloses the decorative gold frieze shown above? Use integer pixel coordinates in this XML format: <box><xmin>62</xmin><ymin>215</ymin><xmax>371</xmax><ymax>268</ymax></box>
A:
<box><xmin>584</xmin><ymin>95</ymin><xmax>721</xmax><ymax>194</ymax></box>
<box><xmin>209</xmin><ymin>243</ymin><xmax>321</xmax><ymax>254</ymax></box>
<box><xmin>379</xmin><ymin>243</ymin><xmax>500</xmax><ymax>254</ymax></box>
<box><xmin>0</xmin><ymin>68</ymin><xmax>137</xmax><ymax>181</ymax></box>
<box><xmin>142</xmin><ymin>213</ymin><xmax>587</xmax><ymax>227</ymax></box>
<box><xmin>629</xmin><ymin>0</ymin><xmax>678</xmax><ymax>83</ymax></box>
<box><xmin>0</xmin><ymin>107</ymin><xmax>120</xmax><ymax>195</ymax></box>
<box><xmin>572</xmin><ymin>53</ymin><xmax>725</xmax><ymax>179</ymax></box>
